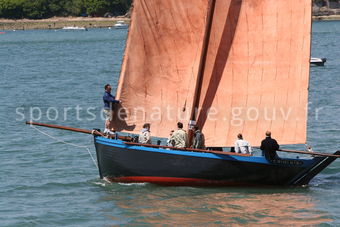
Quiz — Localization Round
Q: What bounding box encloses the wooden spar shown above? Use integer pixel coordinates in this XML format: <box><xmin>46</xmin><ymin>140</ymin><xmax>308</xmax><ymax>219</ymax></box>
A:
<box><xmin>26</xmin><ymin>122</ymin><xmax>340</xmax><ymax>158</ymax></box>
<box><xmin>190</xmin><ymin>0</ymin><xmax>216</xmax><ymax>120</ymax></box>
<box><xmin>124</xmin><ymin>142</ymin><xmax>251</xmax><ymax>157</ymax></box>
<box><xmin>188</xmin><ymin>0</ymin><xmax>217</xmax><ymax>145</ymax></box>
<box><xmin>278</xmin><ymin>149</ymin><xmax>340</xmax><ymax>158</ymax></box>
<box><xmin>25</xmin><ymin>121</ymin><xmax>132</xmax><ymax>141</ymax></box>
<box><xmin>126</xmin><ymin>142</ymin><xmax>340</xmax><ymax>158</ymax></box>
<box><xmin>26</xmin><ymin>121</ymin><xmax>98</xmax><ymax>135</ymax></box>
<box><xmin>253</xmin><ymin>147</ymin><xmax>340</xmax><ymax>158</ymax></box>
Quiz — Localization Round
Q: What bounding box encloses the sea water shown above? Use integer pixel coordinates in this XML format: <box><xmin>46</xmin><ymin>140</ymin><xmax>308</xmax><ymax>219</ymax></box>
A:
<box><xmin>0</xmin><ymin>21</ymin><xmax>339</xmax><ymax>226</ymax></box>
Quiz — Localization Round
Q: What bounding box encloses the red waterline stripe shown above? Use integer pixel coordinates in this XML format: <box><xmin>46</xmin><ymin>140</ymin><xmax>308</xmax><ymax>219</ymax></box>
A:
<box><xmin>106</xmin><ymin>176</ymin><xmax>252</xmax><ymax>186</ymax></box>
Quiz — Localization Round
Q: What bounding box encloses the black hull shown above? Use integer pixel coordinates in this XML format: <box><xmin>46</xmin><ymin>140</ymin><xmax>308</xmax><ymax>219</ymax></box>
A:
<box><xmin>94</xmin><ymin>137</ymin><xmax>339</xmax><ymax>186</ymax></box>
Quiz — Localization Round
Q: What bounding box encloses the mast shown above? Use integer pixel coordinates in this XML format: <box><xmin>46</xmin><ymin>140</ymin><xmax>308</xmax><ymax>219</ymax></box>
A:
<box><xmin>188</xmin><ymin>0</ymin><xmax>217</xmax><ymax>145</ymax></box>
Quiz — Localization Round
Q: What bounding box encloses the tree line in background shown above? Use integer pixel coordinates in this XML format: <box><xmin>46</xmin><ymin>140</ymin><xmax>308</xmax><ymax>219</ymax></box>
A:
<box><xmin>0</xmin><ymin>0</ymin><xmax>132</xmax><ymax>19</ymax></box>
<box><xmin>0</xmin><ymin>0</ymin><xmax>339</xmax><ymax>20</ymax></box>
<box><xmin>314</xmin><ymin>0</ymin><xmax>340</xmax><ymax>7</ymax></box>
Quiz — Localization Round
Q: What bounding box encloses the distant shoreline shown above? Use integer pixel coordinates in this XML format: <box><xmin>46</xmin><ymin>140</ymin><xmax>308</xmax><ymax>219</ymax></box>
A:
<box><xmin>0</xmin><ymin>17</ymin><xmax>130</xmax><ymax>31</ymax></box>
<box><xmin>0</xmin><ymin>15</ymin><xmax>339</xmax><ymax>31</ymax></box>
<box><xmin>313</xmin><ymin>15</ymin><xmax>340</xmax><ymax>21</ymax></box>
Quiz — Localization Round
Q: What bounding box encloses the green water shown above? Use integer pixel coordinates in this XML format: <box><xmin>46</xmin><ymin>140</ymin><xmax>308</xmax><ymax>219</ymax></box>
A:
<box><xmin>0</xmin><ymin>21</ymin><xmax>339</xmax><ymax>226</ymax></box>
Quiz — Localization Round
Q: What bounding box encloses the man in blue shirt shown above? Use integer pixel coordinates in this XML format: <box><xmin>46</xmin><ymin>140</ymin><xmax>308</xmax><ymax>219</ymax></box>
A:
<box><xmin>103</xmin><ymin>84</ymin><xmax>120</xmax><ymax>134</ymax></box>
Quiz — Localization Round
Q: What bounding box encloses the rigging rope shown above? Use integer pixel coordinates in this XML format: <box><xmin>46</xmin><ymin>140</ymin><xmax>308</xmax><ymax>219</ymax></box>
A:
<box><xmin>30</xmin><ymin>125</ymin><xmax>98</xmax><ymax>169</ymax></box>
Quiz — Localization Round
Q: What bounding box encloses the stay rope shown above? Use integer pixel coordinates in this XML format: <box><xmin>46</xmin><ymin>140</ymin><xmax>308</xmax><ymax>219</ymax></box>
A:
<box><xmin>30</xmin><ymin>125</ymin><xmax>98</xmax><ymax>169</ymax></box>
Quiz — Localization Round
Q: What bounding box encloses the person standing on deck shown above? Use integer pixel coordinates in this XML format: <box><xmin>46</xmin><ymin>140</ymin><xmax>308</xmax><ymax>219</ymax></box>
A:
<box><xmin>138</xmin><ymin>123</ymin><xmax>151</xmax><ymax>144</ymax></box>
<box><xmin>170</xmin><ymin>122</ymin><xmax>188</xmax><ymax>148</ymax></box>
<box><xmin>192</xmin><ymin>126</ymin><xmax>205</xmax><ymax>149</ymax></box>
<box><xmin>260</xmin><ymin>131</ymin><xmax>280</xmax><ymax>162</ymax></box>
<box><xmin>103</xmin><ymin>84</ymin><xmax>120</xmax><ymax>134</ymax></box>
<box><xmin>234</xmin><ymin>133</ymin><xmax>252</xmax><ymax>154</ymax></box>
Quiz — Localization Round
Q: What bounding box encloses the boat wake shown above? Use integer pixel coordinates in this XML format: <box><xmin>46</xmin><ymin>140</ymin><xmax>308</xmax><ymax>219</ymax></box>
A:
<box><xmin>92</xmin><ymin>180</ymin><xmax>108</xmax><ymax>187</ymax></box>
<box><xmin>102</xmin><ymin>177</ymin><xmax>147</xmax><ymax>186</ymax></box>
<box><xmin>118</xmin><ymin>183</ymin><xmax>148</xmax><ymax>186</ymax></box>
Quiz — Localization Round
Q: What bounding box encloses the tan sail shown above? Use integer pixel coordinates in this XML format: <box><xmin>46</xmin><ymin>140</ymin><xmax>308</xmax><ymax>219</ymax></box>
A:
<box><xmin>111</xmin><ymin>0</ymin><xmax>209</xmax><ymax>137</ymax></box>
<box><xmin>113</xmin><ymin>0</ymin><xmax>311</xmax><ymax>147</ymax></box>
<box><xmin>197</xmin><ymin>0</ymin><xmax>312</xmax><ymax>146</ymax></box>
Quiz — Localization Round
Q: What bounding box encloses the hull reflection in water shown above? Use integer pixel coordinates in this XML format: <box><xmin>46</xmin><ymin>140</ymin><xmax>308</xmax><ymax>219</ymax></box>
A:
<box><xmin>102</xmin><ymin>186</ymin><xmax>333</xmax><ymax>225</ymax></box>
<box><xmin>94</xmin><ymin>136</ymin><xmax>339</xmax><ymax>187</ymax></box>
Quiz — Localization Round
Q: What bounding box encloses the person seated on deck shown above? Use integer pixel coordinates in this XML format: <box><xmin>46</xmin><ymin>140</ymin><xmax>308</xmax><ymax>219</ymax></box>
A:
<box><xmin>106</xmin><ymin>128</ymin><xmax>116</xmax><ymax>139</ymax></box>
<box><xmin>234</xmin><ymin>133</ymin><xmax>252</xmax><ymax>155</ymax></box>
<box><xmin>103</xmin><ymin>84</ymin><xmax>120</xmax><ymax>134</ymax></box>
<box><xmin>306</xmin><ymin>144</ymin><xmax>314</xmax><ymax>152</ymax></box>
<box><xmin>260</xmin><ymin>131</ymin><xmax>280</xmax><ymax>162</ymax></box>
<box><xmin>192</xmin><ymin>126</ymin><xmax>205</xmax><ymax>149</ymax></box>
<box><xmin>167</xmin><ymin>130</ymin><xmax>175</xmax><ymax>147</ymax></box>
<box><xmin>170</xmin><ymin>122</ymin><xmax>188</xmax><ymax>148</ymax></box>
<box><xmin>138</xmin><ymin>123</ymin><xmax>151</xmax><ymax>144</ymax></box>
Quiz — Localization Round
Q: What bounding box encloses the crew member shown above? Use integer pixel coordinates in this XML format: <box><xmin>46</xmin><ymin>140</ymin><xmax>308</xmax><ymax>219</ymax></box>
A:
<box><xmin>234</xmin><ymin>133</ymin><xmax>252</xmax><ymax>154</ymax></box>
<box><xmin>103</xmin><ymin>84</ymin><xmax>120</xmax><ymax>134</ymax></box>
<box><xmin>170</xmin><ymin>122</ymin><xmax>188</xmax><ymax>148</ymax></box>
<box><xmin>260</xmin><ymin>131</ymin><xmax>280</xmax><ymax>162</ymax></box>
<box><xmin>167</xmin><ymin>130</ymin><xmax>175</xmax><ymax>147</ymax></box>
<box><xmin>192</xmin><ymin>126</ymin><xmax>205</xmax><ymax>149</ymax></box>
<box><xmin>138</xmin><ymin>123</ymin><xmax>151</xmax><ymax>144</ymax></box>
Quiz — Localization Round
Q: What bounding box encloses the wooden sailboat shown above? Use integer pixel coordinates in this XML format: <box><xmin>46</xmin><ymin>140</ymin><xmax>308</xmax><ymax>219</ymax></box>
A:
<box><xmin>27</xmin><ymin>0</ymin><xmax>340</xmax><ymax>186</ymax></box>
<box><xmin>26</xmin><ymin>121</ymin><xmax>340</xmax><ymax>186</ymax></box>
<box><xmin>93</xmin><ymin>0</ymin><xmax>339</xmax><ymax>186</ymax></box>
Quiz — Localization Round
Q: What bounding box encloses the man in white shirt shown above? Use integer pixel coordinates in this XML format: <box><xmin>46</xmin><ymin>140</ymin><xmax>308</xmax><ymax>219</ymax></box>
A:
<box><xmin>234</xmin><ymin>133</ymin><xmax>252</xmax><ymax>155</ymax></box>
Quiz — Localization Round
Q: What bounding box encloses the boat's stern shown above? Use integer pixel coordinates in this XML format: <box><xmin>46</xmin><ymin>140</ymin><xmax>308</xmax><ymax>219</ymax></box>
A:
<box><xmin>289</xmin><ymin>150</ymin><xmax>340</xmax><ymax>186</ymax></box>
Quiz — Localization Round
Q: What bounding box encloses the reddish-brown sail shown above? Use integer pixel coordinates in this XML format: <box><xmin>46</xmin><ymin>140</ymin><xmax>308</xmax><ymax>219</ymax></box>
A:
<box><xmin>111</xmin><ymin>0</ymin><xmax>209</xmax><ymax>137</ymax></box>
<box><xmin>196</xmin><ymin>0</ymin><xmax>312</xmax><ymax>146</ymax></box>
<box><xmin>112</xmin><ymin>0</ymin><xmax>312</xmax><ymax>147</ymax></box>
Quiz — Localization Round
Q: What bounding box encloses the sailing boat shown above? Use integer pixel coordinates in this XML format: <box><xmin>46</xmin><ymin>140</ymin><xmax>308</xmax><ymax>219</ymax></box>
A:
<box><xmin>92</xmin><ymin>0</ymin><xmax>339</xmax><ymax>186</ymax></box>
<box><xmin>28</xmin><ymin>0</ymin><xmax>339</xmax><ymax>186</ymax></box>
